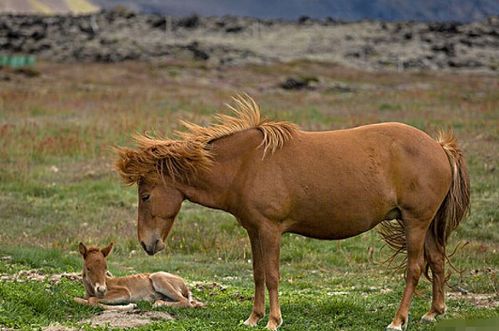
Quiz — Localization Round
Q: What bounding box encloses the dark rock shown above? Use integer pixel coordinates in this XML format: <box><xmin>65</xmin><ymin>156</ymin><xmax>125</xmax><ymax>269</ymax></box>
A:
<box><xmin>428</xmin><ymin>22</ymin><xmax>461</xmax><ymax>34</ymax></box>
<box><xmin>148</xmin><ymin>16</ymin><xmax>166</xmax><ymax>29</ymax></box>
<box><xmin>186</xmin><ymin>42</ymin><xmax>209</xmax><ymax>61</ymax></box>
<box><xmin>225</xmin><ymin>26</ymin><xmax>243</xmax><ymax>33</ymax></box>
<box><xmin>324</xmin><ymin>17</ymin><xmax>337</xmax><ymax>25</ymax></box>
<box><xmin>346</xmin><ymin>45</ymin><xmax>376</xmax><ymax>58</ymax></box>
<box><xmin>403</xmin><ymin>58</ymin><xmax>429</xmax><ymax>69</ymax></box>
<box><xmin>177</xmin><ymin>15</ymin><xmax>200</xmax><ymax>29</ymax></box>
<box><xmin>298</xmin><ymin>16</ymin><xmax>311</xmax><ymax>24</ymax></box>
<box><xmin>448</xmin><ymin>59</ymin><xmax>483</xmax><ymax>68</ymax></box>
<box><xmin>431</xmin><ymin>43</ymin><xmax>456</xmax><ymax>57</ymax></box>
<box><xmin>403</xmin><ymin>32</ymin><xmax>413</xmax><ymax>40</ymax></box>
<box><xmin>280</xmin><ymin>76</ymin><xmax>318</xmax><ymax>90</ymax></box>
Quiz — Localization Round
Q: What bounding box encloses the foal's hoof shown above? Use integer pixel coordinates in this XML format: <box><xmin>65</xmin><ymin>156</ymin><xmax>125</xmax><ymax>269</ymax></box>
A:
<box><xmin>191</xmin><ymin>300</ymin><xmax>205</xmax><ymax>308</ymax></box>
<box><xmin>110</xmin><ymin>303</ymin><xmax>137</xmax><ymax>311</ymax></box>
<box><xmin>73</xmin><ymin>297</ymin><xmax>87</xmax><ymax>305</ymax></box>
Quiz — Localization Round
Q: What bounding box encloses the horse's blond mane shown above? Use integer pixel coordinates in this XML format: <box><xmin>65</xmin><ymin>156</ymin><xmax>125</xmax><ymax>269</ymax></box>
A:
<box><xmin>115</xmin><ymin>94</ymin><xmax>297</xmax><ymax>184</ymax></box>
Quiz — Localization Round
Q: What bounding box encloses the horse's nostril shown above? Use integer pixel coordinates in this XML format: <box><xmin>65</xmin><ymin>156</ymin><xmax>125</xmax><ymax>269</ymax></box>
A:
<box><xmin>141</xmin><ymin>240</ymin><xmax>154</xmax><ymax>255</ymax></box>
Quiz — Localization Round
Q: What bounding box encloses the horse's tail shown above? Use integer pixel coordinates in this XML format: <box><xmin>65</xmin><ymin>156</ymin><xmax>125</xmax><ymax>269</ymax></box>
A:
<box><xmin>377</xmin><ymin>130</ymin><xmax>470</xmax><ymax>278</ymax></box>
<box><xmin>422</xmin><ymin>130</ymin><xmax>470</xmax><ymax>280</ymax></box>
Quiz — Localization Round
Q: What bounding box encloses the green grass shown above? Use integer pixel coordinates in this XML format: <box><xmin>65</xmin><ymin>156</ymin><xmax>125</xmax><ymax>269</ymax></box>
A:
<box><xmin>0</xmin><ymin>61</ymin><xmax>497</xmax><ymax>330</ymax></box>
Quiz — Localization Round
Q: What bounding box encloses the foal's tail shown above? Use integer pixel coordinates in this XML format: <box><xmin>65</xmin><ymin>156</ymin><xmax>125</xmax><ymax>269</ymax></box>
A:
<box><xmin>423</xmin><ymin>131</ymin><xmax>470</xmax><ymax>279</ymax></box>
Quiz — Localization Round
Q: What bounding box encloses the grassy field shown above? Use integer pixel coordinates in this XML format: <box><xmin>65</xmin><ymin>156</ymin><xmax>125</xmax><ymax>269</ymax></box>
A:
<box><xmin>0</xmin><ymin>60</ymin><xmax>497</xmax><ymax>330</ymax></box>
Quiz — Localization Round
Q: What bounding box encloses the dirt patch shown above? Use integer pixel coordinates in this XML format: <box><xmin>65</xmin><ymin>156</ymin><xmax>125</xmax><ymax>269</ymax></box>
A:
<box><xmin>41</xmin><ymin>310</ymin><xmax>174</xmax><ymax>330</ymax></box>
<box><xmin>83</xmin><ymin>310</ymin><xmax>173</xmax><ymax>328</ymax></box>
<box><xmin>447</xmin><ymin>292</ymin><xmax>498</xmax><ymax>308</ymax></box>
<box><xmin>43</xmin><ymin>323</ymin><xmax>77</xmax><ymax>331</ymax></box>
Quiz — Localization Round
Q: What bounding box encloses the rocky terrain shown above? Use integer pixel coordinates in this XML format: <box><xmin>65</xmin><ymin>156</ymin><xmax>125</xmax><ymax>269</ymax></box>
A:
<box><xmin>1</xmin><ymin>9</ymin><xmax>498</xmax><ymax>72</ymax></box>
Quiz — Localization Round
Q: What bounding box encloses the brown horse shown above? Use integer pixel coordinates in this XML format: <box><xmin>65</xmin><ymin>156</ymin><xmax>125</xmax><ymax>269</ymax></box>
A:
<box><xmin>115</xmin><ymin>95</ymin><xmax>470</xmax><ymax>330</ymax></box>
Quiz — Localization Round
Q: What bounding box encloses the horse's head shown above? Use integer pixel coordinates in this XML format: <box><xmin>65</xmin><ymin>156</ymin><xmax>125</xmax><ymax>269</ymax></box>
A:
<box><xmin>78</xmin><ymin>242</ymin><xmax>113</xmax><ymax>298</ymax></box>
<box><xmin>114</xmin><ymin>133</ymin><xmax>210</xmax><ymax>256</ymax></box>
<box><xmin>137</xmin><ymin>178</ymin><xmax>183</xmax><ymax>255</ymax></box>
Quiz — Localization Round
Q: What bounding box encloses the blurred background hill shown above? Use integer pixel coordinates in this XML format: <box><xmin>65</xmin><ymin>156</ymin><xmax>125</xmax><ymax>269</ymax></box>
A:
<box><xmin>93</xmin><ymin>0</ymin><xmax>499</xmax><ymax>22</ymax></box>
<box><xmin>0</xmin><ymin>0</ymin><xmax>99</xmax><ymax>15</ymax></box>
<box><xmin>0</xmin><ymin>0</ymin><xmax>498</xmax><ymax>22</ymax></box>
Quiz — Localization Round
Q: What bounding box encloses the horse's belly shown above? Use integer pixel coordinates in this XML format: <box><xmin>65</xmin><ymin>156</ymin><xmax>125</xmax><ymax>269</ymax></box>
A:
<box><xmin>286</xmin><ymin>215</ymin><xmax>381</xmax><ymax>240</ymax></box>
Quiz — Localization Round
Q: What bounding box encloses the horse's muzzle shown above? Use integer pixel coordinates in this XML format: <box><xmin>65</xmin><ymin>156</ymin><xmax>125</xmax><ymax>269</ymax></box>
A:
<box><xmin>141</xmin><ymin>239</ymin><xmax>165</xmax><ymax>256</ymax></box>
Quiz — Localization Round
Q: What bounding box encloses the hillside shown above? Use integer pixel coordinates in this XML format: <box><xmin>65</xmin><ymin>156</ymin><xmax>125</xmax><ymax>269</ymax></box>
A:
<box><xmin>0</xmin><ymin>0</ymin><xmax>99</xmax><ymax>15</ymax></box>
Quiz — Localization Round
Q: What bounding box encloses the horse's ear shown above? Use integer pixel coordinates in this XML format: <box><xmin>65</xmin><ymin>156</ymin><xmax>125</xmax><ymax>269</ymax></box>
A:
<box><xmin>79</xmin><ymin>242</ymin><xmax>87</xmax><ymax>257</ymax></box>
<box><xmin>101</xmin><ymin>242</ymin><xmax>114</xmax><ymax>257</ymax></box>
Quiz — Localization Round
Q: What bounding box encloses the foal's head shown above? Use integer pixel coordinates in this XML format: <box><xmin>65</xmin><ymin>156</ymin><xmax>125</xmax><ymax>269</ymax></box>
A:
<box><xmin>78</xmin><ymin>242</ymin><xmax>113</xmax><ymax>298</ymax></box>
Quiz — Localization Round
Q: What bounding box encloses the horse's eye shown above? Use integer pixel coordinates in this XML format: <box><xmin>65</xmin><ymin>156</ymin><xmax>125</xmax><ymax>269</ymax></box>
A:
<box><xmin>141</xmin><ymin>194</ymin><xmax>150</xmax><ymax>202</ymax></box>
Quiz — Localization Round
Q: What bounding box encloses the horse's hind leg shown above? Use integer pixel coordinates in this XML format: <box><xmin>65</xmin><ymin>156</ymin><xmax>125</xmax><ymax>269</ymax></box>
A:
<box><xmin>386</xmin><ymin>217</ymin><xmax>429</xmax><ymax>331</ymax></box>
<box><xmin>421</xmin><ymin>231</ymin><xmax>446</xmax><ymax>322</ymax></box>
<box><xmin>149</xmin><ymin>273</ymin><xmax>192</xmax><ymax>308</ymax></box>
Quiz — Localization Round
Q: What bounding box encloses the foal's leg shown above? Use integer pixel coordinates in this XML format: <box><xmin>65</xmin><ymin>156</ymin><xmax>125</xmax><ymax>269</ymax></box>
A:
<box><xmin>74</xmin><ymin>297</ymin><xmax>136</xmax><ymax>311</ymax></box>
<box><xmin>259</xmin><ymin>227</ymin><xmax>282</xmax><ymax>330</ymax></box>
<box><xmin>421</xmin><ymin>232</ymin><xmax>446</xmax><ymax>322</ymax></box>
<box><xmin>387</xmin><ymin>219</ymin><xmax>428</xmax><ymax>331</ymax></box>
<box><xmin>90</xmin><ymin>286</ymin><xmax>132</xmax><ymax>305</ymax></box>
<box><xmin>243</xmin><ymin>229</ymin><xmax>266</xmax><ymax>327</ymax></box>
<box><xmin>150</xmin><ymin>273</ymin><xmax>192</xmax><ymax>308</ymax></box>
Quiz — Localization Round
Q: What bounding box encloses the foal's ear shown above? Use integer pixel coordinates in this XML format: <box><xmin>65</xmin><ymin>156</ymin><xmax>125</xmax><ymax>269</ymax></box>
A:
<box><xmin>101</xmin><ymin>242</ymin><xmax>114</xmax><ymax>257</ymax></box>
<box><xmin>78</xmin><ymin>242</ymin><xmax>87</xmax><ymax>257</ymax></box>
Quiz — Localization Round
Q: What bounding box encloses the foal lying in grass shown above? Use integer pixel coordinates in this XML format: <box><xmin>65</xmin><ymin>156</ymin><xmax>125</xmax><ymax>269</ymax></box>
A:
<box><xmin>74</xmin><ymin>242</ymin><xmax>203</xmax><ymax>310</ymax></box>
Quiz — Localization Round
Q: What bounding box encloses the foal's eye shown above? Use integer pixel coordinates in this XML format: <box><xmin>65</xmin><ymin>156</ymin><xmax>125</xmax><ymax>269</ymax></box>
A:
<box><xmin>141</xmin><ymin>194</ymin><xmax>150</xmax><ymax>202</ymax></box>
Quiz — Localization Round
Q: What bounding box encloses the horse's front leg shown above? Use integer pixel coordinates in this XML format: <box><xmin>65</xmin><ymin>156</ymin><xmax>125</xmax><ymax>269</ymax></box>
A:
<box><xmin>244</xmin><ymin>229</ymin><xmax>266</xmax><ymax>327</ymax></box>
<box><xmin>260</xmin><ymin>226</ymin><xmax>282</xmax><ymax>330</ymax></box>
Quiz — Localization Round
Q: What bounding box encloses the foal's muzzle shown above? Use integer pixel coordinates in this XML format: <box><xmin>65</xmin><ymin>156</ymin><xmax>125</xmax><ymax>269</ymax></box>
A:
<box><xmin>95</xmin><ymin>283</ymin><xmax>107</xmax><ymax>297</ymax></box>
<box><xmin>141</xmin><ymin>239</ymin><xmax>165</xmax><ymax>256</ymax></box>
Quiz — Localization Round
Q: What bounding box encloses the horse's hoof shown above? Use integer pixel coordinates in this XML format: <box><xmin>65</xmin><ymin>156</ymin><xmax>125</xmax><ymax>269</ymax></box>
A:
<box><xmin>386</xmin><ymin>319</ymin><xmax>408</xmax><ymax>331</ymax></box>
<box><xmin>243</xmin><ymin>318</ymin><xmax>257</xmax><ymax>327</ymax></box>
<box><xmin>420</xmin><ymin>313</ymin><xmax>436</xmax><ymax>323</ymax></box>
<box><xmin>265</xmin><ymin>317</ymin><xmax>283</xmax><ymax>330</ymax></box>
<box><xmin>243</xmin><ymin>312</ymin><xmax>264</xmax><ymax>327</ymax></box>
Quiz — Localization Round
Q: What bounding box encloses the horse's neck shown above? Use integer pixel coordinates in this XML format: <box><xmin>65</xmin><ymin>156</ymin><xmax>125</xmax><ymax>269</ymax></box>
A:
<box><xmin>176</xmin><ymin>128</ymin><xmax>263</xmax><ymax>211</ymax></box>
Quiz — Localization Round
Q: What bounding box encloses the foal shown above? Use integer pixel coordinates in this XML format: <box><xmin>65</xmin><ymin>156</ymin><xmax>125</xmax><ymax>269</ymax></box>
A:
<box><xmin>74</xmin><ymin>242</ymin><xmax>203</xmax><ymax>309</ymax></box>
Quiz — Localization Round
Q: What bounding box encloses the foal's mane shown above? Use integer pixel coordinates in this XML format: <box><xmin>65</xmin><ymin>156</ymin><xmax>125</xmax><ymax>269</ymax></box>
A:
<box><xmin>115</xmin><ymin>94</ymin><xmax>297</xmax><ymax>184</ymax></box>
